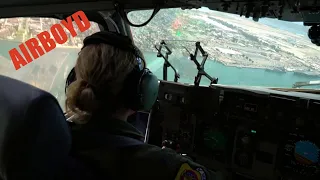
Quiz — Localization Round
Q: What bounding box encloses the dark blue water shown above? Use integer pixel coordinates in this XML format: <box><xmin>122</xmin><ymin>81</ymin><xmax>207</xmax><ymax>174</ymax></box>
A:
<box><xmin>144</xmin><ymin>52</ymin><xmax>320</xmax><ymax>88</ymax></box>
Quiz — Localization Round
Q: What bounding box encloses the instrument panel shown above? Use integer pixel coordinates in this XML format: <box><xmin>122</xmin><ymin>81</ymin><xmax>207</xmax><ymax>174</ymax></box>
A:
<box><xmin>148</xmin><ymin>81</ymin><xmax>320</xmax><ymax>180</ymax></box>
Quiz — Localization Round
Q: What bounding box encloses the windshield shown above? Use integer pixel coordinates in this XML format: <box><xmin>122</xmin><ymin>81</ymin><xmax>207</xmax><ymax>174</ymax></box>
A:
<box><xmin>0</xmin><ymin>17</ymin><xmax>100</xmax><ymax>109</ymax></box>
<box><xmin>0</xmin><ymin>9</ymin><xmax>319</xmax><ymax>111</ymax></box>
<box><xmin>128</xmin><ymin>8</ymin><xmax>320</xmax><ymax>89</ymax></box>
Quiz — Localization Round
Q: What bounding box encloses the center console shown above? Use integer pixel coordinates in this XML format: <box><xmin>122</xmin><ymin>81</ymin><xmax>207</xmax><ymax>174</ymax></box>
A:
<box><xmin>147</xmin><ymin>81</ymin><xmax>320</xmax><ymax>180</ymax></box>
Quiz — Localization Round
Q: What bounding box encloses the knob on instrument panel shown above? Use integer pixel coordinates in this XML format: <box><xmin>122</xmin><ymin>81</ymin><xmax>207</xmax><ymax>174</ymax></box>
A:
<box><xmin>162</xmin><ymin>140</ymin><xmax>181</xmax><ymax>153</ymax></box>
<box><xmin>235</xmin><ymin>151</ymin><xmax>250</xmax><ymax>167</ymax></box>
<box><xmin>241</xmin><ymin>136</ymin><xmax>250</xmax><ymax>145</ymax></box>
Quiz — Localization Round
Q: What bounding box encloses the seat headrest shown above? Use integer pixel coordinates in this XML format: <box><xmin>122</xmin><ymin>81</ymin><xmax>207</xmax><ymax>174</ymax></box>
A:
<box><xmin>0</xmin><ymin>75</ymin><xmax>71</xmax><ymax>179</ymax></box>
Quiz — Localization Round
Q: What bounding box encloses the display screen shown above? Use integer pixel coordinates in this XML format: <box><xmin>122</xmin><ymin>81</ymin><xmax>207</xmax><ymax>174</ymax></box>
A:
<box><xmin>203</xmin><ymin>129</ymin><xmax>227</xmax><ymax>151</ymax></box>
<box><xmin>294</xmin><ymin>140</ymin><xmax>319</xmax><ymax>165</ymax></box>
<box><xmin>283</xmin><ymin>137</ymin><xmax>320</xmax><ymax>177</ymax></box>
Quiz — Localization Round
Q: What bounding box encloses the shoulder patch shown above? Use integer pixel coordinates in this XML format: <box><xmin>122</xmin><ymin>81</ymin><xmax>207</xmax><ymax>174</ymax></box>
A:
<box><xmin>174</xmin><ymin>163</ymin><xmax>207</xmax><ymax>180</ymax></box>
<box><xmin>196</xmin><ymin>168</ymin><xmax>207</xmax><ymax>180</ymax></box>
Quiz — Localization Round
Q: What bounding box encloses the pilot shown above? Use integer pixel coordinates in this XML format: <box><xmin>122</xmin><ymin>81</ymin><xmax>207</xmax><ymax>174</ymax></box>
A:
<box><xmin>65</xmin><ymin>31</ymin><xmax>215</xmax><ymax>180</ymax></box>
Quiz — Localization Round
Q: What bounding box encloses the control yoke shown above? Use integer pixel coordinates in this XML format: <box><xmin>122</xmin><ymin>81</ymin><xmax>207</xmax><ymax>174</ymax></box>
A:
<box><xmin>155</xmin><ymin>41</ymin><xmax>180</xmax><ymax>82</ymax></box>
<box><xmin>188</xmin><ymin>42</ymin><xmax>218</xmax><ymax>86</ymax></box>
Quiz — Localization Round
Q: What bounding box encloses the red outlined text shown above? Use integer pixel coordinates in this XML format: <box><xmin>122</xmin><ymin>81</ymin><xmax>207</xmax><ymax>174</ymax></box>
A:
<box><xmin>9</xmin><ymin>11</ymin><xmax>91</xmax><ymax>70</ymax></box>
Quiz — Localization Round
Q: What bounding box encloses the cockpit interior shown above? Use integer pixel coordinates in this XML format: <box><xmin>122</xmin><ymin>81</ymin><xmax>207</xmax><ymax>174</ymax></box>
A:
<box><xmin>0</xmin><ymin>0</ymin><xmax>320</xmax><ymax>180</ymax></box>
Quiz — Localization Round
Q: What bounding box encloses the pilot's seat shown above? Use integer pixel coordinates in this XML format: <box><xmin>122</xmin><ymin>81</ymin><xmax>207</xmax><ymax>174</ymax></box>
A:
<box><xmin>0</xmin><ymin>75</ymin><xmax>71</xmax><ymax>179</ymax></box>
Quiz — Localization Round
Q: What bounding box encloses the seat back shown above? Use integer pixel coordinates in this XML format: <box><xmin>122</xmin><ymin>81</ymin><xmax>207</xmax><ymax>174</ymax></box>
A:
<box><xmin>0</xmin><ymin>75</ymin><xmax>71</xmax><ymax>180</ymax></box>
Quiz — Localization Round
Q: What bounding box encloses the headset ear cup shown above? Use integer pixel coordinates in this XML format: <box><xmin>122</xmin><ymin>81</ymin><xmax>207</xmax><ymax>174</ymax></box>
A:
<box><xmin>139</xmin><ymin>70</ymin><xmax>159</xmax><ymax>111</ymax></box>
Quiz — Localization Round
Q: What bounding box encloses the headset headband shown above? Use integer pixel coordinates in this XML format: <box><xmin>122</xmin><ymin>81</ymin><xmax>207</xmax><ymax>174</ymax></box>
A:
<box><xmin>82</xmin><ymin>31</ymin><xmax>144</xmax><ymax>70</ymax></box>
<box><xmin>83</xmin><ymin>31</ymin><xmax>135</xmax><ymax>53</ymax></box>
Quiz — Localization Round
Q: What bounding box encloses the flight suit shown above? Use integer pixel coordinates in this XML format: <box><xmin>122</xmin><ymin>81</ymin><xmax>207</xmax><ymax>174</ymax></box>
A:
<box><xmin>71</xmin><ymin>118</ymin><xmax>216</xmax><ymax>180</ymax></box>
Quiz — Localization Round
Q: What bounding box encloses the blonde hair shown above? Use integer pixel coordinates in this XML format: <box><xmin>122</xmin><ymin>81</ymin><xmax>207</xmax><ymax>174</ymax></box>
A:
<box><xmin>65</xmin><ymin>43</ymin><xmax>143</xmax><ymax>124</ymax></box>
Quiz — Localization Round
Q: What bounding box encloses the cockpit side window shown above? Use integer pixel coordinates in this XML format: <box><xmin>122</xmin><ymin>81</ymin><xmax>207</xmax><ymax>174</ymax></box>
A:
<box><xmin>0</xmin><ymin>17</ymin><xmax>100</xmax><ymax>110</ymax></box>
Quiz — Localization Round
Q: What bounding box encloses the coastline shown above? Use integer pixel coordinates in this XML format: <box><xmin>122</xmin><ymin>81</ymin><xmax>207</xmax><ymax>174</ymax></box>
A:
<box><xmin>142</xmin><ymin>51</ymin><xmax>320</xmax><ymax>78</ymax></box>
<box><xmin>0</xmin><ymin>39</ymin><xmax>319</xmax><ymax>78</ymax></box>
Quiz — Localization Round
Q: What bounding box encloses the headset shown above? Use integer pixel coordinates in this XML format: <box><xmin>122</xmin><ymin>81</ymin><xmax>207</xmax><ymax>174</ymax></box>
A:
<box><xmin>65</xmin><ymin>31</ymin><xmax>159</xmax><ymax>111</ymax></box>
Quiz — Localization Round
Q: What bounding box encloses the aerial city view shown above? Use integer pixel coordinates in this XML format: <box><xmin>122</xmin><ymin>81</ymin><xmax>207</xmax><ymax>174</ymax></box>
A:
<box><xmin>0</xmin><ymin>8</ymin><xmax>319</xmax><ymax>109</ymax></box>
<box><xmin>129</xmin><ymin>8</ymin><xmax>320</xmax><ymax>76</ymax></box>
